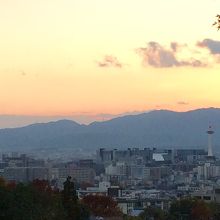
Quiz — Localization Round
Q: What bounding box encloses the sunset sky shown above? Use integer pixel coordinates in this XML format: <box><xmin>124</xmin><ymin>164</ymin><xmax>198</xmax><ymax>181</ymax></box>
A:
<box><xmin>1</xmin><ymin>0</ymin><xmax>220</xmax><ymax>125</ymax></box>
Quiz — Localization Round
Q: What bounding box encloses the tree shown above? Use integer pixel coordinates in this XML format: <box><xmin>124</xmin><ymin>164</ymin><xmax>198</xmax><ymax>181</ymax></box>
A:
<box><xmin>191</xmin><ymin>200</ymin><xmax>212</xmax><ymax>220</ymax></box>
<box><xmin>139</xmin><ymin>207</ymin><xmax>167</xmax><ymax>220</ymax></box>
<box><xmin>169</xmin><ymin>198</ymin><xmax>195</xmax><ymax>220</ymax></box>
<box><xmin>62</xmin><ymin>176</ymin><xmax>89</xmax><ymax>220</ymax></box>
<box><xmin>123</xmin><ymin>216</ymin><xmax>141</xmax><ymax>220</ymax></box>
<box><xmin>0</xmin><ymin>177</ymin><xmax>6</xmax><ymax>187</ymax></box>
<box><xmin>0</xmin><ymin>179</ymin><xmax>66</xmax><ymax>220</ymax></box>
<box><xmin>213</xmin><ymin>14</ymin><xmax>220</xmax><ymax>30</ymax></box>
<box><xmin>0</xmin><ymin>185</ymin><xmax>14</xmax><ymax>220</ymax></box>
<box><xmin>169</xmin><ymin>198</ymin><xmax>213</xmax><ymax>220</ymax></box>
<box><xmin>82</xmin><ymin>194</ymin><xmax>122</xmax><ymax>218</ymax></box>
<box><xmin>208</xmin><ymin>202</ymin><xmax>220</xmax><ymax>220</ymax></box>
<box><xmin>0</xmin><ymin>176</ymin><xmax>90</xmax><ymax>220</ymax></box>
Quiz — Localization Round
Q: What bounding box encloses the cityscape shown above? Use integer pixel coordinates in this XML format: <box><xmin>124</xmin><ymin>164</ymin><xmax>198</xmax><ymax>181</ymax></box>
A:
<box><xmin>1</xmin><ymin>125</ymin><xmax>220</xmax><ymax>219</ymax></box>
<box><xmin>1</xmin><ymin>0</ymin><xmax>220</xmax><ymax>219</ymax></box>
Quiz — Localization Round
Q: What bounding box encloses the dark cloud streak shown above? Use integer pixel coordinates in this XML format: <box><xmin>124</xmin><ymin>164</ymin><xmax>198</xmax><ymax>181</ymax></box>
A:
<box><xmin>177</xmin><ymin>101</ymin><xmax>189</xmax><ymax>105</ymax></box>
<box><xmin>197</xmin><ymin>39</ymin><xmax>220</xmax><ymax>54</ymax></box>
<box><xmin>137</xmin><ymin>41</ymin><xmax>206</xmax><ymax>68</ymax></box>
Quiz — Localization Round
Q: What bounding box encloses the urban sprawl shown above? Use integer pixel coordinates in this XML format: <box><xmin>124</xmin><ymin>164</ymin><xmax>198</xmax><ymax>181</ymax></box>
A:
<box><xmin>0</xmin><ymin>126</ymin><xmax>219</xmax><ymax>217</ymax></box>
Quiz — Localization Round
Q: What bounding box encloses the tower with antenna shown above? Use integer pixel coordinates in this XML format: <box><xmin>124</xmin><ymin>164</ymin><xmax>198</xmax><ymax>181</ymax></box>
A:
<box><xmin>206</xmin><ymin>125</ymin><xmax>215</xmax><ymax>160</ymax></box>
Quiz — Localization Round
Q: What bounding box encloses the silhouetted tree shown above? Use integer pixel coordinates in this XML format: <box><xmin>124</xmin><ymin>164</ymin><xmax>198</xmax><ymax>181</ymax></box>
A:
<box><xmin>213</xmin><ymin>14</ymin><xmax>220</xmax><ymax>30</ymax></box>
<box><xmin>0</xmin><ymin>179</ymin><xmax>66</xmax><ymax>220</ymax></box>
<box><xmin>169</xmin><ymin>198</ymin><xmax>214</xmax><ymax>220</ymax></box>
<box><xmin>169</xmin><ymin>198</ymin><xmax>195</xmax><ymax>220</ymax></box>
<box><xmin>62</xmin><ymin>176</ymin><xmax>89</xmax><ymax>220</ymax></box>
<box><xmin>0</xmin><ymin>177</ymin><xmax>6</xmax><ymax>187</ymax></box>
<box><xmin>191</xmin><ymin>200</ymin><xmax>212</xmax><ymax>220</ymax></box>
<box><xmin>208</xmin><ymin>202</ymin><xmax>220</xmax><ymax>220</ymax></box>
<box><xmin>123</xmin><ymin>216</ymin><xmax>141</xmax><ymax>220</ymax></box>
<box><xmin>139</xmin><ymin>207</ymin><xmax>167</xmax><ymax>220</ymax></box>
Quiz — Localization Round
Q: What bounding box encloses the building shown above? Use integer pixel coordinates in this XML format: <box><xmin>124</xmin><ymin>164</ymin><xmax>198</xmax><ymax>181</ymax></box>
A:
<box><xmin>97</xmin><ymin>148</ymin><xmax>153</xmax><ymax>164</ymax></box>
<box><xmin>197</xmin><ymin>163</ymin><xmax>220</xmax><ymax>180</ymax></box>
<box><xmin>59</xmin><ymin>167</ymin><xmax>96</xmax><ymax>184</ymax></box>
<box><xmin>174</xmin><ymin>149</ymin><xmax>207</xmax><ymax>162</ymax></box>
<box><xmin>117</xmin><ymin>197</ymin><xmax>170</xmax><ymax>215</ymax></box>
<box><xmin>2</xmin><ymin>167</ymin><xmax>49</xmax><ymax>182</ymax></box>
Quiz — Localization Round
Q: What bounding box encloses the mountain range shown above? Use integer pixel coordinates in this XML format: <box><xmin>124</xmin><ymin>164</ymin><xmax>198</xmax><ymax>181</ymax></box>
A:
<box><xmin>0</xmin><ymin>108</ymin><xmax>220</xmax><ymax>151</ymax></box>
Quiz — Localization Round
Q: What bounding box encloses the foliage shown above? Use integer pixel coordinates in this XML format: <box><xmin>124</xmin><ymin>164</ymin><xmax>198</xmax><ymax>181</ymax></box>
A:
<box><xmin>168</xmin><ymin>198</ymin><xmax>213</xmax><ymax>220</ymax></box>
<box><xmin>0</xmin><ymin>177</ymin><xmax>6</xmax><ymax>187</ymax></box>
<box><xmin>123</xmin><ymin>216</ymin><xmax>141</xmax><ymax>220</ymax></box>
<box><xmin>0</xmin><ymin>177</ymin><xmax>90</xmax><ymax>220</ymax></box>
<box><xmin>139</xmin><ymin>207</ymin><xmax>167</xmax><ymax>220</ymax></box>
<box><xmin>82</xmin><ymin>194</ymin><xmax>123</xmax><ymax>217</ymax></box>
<box><xmin>0</xmin><ymin>180</ymin><xmax>66</xmax><ymax>220</ymax></box>
<box><xmin>62</xmin><ymin>176</ymin><xmax>90</xmax><ymax>220</ymax></box>
<box><xmin>191</xmin><ymin>200</ymin><xmax>212</xmax><ymax>220</ymax></box>
<box><xmin>3</xmin><ymin>177</ymin><xmax>220</xmax><ymax>220</ymax></box>
<box><xmin>213</xmin><ymin>14</ymin><xmax>220</xmax><ymax>30</ymax></box>
<box><xmin>207</xmin><ymin>202</ymin><xmax>220</xmax><ymax>220</ymax></box>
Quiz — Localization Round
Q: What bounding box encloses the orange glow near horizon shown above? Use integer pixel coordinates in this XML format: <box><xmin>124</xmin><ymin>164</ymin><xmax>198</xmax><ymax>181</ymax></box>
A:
<box><xmin>0</xmin><ymin>0</ymin><xmax>220</xmax><ymax>116</ymax></box>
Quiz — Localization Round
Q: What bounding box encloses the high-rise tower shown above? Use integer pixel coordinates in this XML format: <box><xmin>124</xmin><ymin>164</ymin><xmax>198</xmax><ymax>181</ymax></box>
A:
<box><xmin>207</xmin><ymin>126</ymin><xmax>214</xmax><ymax>157</ymax></box>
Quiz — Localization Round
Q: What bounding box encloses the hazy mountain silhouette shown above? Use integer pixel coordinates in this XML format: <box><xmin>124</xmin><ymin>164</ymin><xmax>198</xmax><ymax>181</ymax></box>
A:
<box><xmin>0</xmin><ymin>108</ymin><xmax>220</xmax><ymax>150</ymax></box>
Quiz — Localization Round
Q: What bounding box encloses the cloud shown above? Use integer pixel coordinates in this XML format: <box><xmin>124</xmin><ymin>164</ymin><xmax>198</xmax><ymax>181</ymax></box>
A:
<box><xmin>97</xmin><ymin>55</ymin><xmax>122</xmax><ymax>68</ymax></box>
<box><xmin>20</xmin><ymin>70</ymin><xmax>27</xmax><ymax>76</ymax></box>
<box><xmin>170</xmin><ymin>42</ymin><xmax>178</xmax><ymax>52</ymax></box>
<box><xmin>137</xmin><ymin>41</ymin><xmax>206</xmax><ymax>68</ymax></box>
<box><xmin>177</xmin><ymin>101</ymin><xmax>189</xmax><ymax>105</ymax></box>
<box><xmin>197</xmin><ymin>39</ymin><xmax>220</xmax><ymax>54</ymax></box>
<box><xmin>138</xmin><ymin>41</ymin><xmax>178</xmax><ymax>68</ymax></box>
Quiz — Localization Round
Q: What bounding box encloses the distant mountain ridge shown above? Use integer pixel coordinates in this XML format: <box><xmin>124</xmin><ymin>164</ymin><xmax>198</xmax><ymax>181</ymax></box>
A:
<box><xmin>0</xmin><ymin>108</ymin><xmax>220</xmax><ymax>150</ymax></box>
